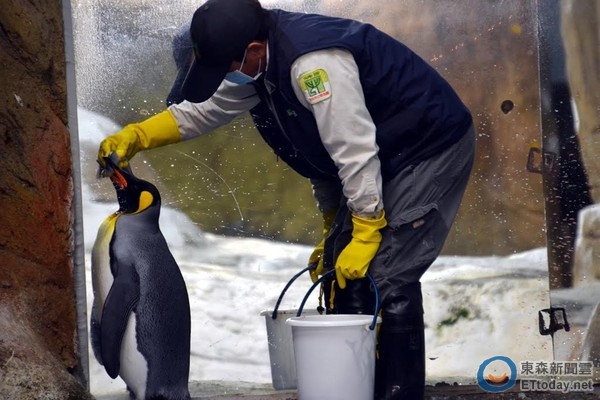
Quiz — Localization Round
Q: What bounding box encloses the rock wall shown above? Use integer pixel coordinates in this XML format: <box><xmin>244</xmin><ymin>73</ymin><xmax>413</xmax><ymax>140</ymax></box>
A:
<box><xmin>0</xmin><ymin>0</ymin><xmax>90</xmax><ymax>398</ymax></box>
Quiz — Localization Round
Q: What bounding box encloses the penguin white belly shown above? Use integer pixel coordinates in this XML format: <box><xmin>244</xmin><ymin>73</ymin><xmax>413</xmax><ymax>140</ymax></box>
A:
<box><xmin>91</xmin><ymin>213</ymin><xmax>150</xmax><ymax>399</ymax></box>
<box><xmin>118</xmin><ymin>313</ymin><xmax>148</xmax><ymax>399</ymax></box>
<box><xmin>91</xmin><ymin>213</ymin><xmax>119</xmax><ymax>364</ymax></box>
<box><xmin>91</xmin><ymin>214</ymin><xmax>119</xmax><ymax>316</ymax></box>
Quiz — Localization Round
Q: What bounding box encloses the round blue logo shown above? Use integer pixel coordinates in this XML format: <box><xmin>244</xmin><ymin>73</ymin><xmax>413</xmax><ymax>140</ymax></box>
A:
<box><xmin>477</xmin><ymin>356</ymin><xmax>517</xmax><ymax>392</ymax></box>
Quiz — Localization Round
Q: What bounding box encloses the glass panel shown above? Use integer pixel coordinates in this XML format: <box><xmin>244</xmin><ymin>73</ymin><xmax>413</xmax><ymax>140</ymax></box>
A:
<box><xmin>72</xmin><ymin>0</ymin><xmax>553</xmax><ymax>395</ymax></box>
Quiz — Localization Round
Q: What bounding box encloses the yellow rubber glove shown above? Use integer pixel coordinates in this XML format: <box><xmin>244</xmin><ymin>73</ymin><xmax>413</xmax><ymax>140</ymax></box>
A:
<box><xmin>335</xmin><ymin>211</ymin><xmax>387</xmax><ymax>289</ymax></box>
<box><xmin>98</xmin><ymin>110</ymin><xmax>180</xmax><ymax>167</ymax></box>
<box><xmin>308</xmin><ymin>209</ymin><xmax>338</xmax><ymax>283</ymax></box>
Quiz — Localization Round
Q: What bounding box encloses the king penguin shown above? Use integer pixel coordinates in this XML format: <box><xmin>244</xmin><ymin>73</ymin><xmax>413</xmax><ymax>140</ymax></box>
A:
<box><xmin>91</xmin><ymin>154</ymin><xmax>191</xmax><ymax>400</ymax></box>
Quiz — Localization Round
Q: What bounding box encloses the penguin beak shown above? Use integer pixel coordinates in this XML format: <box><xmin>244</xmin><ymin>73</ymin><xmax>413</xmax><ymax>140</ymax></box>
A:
<box><xmin>99</xmin><ymin>156</ymin><xmax>129</xmax><ymax>190</ymax></box>
<box><xmin>99</xmin><ymin>154</ymin><xmax>140</xmax><ymax>213</ymax></box>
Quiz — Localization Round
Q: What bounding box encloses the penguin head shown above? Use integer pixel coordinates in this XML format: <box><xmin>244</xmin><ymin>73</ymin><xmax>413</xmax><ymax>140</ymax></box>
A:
<box><xmin>101</xmin><ymin>155</ymin><xmax>161</xmax><ymax>215</ymax></box>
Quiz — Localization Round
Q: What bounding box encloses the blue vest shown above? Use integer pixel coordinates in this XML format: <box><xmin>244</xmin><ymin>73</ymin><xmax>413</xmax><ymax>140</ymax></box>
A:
<box><xmin>250</xmin><ymin>9</ymin><xmax>472</xmax><ymax>181</ymax></box>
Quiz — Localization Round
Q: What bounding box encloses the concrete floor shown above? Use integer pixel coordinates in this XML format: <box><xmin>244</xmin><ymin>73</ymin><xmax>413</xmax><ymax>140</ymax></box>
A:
<box><xmin>96</xmin><ymin>381</ymin><xmax>293</xmax><ymax>400</ymax></box>
<box><xmin>95</xmin><ymin>380</ymin><xmax>600</xmax><ymax>399</ymax></box>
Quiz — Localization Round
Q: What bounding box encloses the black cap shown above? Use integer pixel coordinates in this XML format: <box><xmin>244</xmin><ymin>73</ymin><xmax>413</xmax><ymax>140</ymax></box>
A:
<box><xmin>180</xmin><ymin>0</ymin><xmax>264</xmax><ymax>103</ymax></box>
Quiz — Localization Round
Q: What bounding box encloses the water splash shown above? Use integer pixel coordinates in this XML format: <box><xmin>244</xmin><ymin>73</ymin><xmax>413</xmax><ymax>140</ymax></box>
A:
<box><xmin>175</xmin><ymin>150</ymin><xmax>245</xmax><ymax>222</ymax></box>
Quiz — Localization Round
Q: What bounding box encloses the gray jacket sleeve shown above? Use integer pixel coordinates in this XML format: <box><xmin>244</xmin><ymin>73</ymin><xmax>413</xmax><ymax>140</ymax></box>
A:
<box><xmin>167</xmin><ymin>80</ymin><xmax>260</xmax><ymax>140</ymax></box>
<box><xmin>291</xmin><ymin>49</ymin><xmax>384</xmax><ymax>218</ymax></box>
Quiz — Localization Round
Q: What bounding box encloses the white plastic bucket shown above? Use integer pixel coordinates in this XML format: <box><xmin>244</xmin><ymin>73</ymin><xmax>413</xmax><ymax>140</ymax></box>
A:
<box><xmin>261</xmin><ymin>265</ymin><xmax>326</xmax><ymax>390</ymax></box>
<box><xmin>260</xmin><ymin>308</ymin><xmax>319</xmax><ymax>390</ymax></box>
<box><xmin>287</xmin><ymin>314</ymin><xmax>382</xmax><ymax>400</ymax></box>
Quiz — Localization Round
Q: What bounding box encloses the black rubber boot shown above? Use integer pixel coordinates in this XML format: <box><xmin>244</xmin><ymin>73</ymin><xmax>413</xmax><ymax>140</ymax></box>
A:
<box><xmin>374</xmin><ymin>283</ymin><xmax>426</xmax><ymax>400</ymax></box>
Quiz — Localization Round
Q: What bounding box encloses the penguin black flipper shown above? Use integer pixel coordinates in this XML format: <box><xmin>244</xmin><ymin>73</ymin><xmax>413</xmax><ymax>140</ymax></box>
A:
<box><xmin>100</xmin><ymin>262</ymin><xmax>140</xmax><ymax>379</ymax></box>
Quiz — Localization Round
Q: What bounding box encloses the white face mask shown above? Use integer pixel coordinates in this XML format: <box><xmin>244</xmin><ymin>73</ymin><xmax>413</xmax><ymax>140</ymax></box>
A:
<box><xmin>224</xmin><ymin>49</ymin><xmax>262</xmax><ymax>85</ymax></box>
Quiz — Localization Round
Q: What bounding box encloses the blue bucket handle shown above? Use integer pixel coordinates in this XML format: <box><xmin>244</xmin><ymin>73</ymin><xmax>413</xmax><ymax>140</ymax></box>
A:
<box><xmin>296</xmin><ymin>270</ymin><xmax>381</xmax><ymax>331</ymax></box>
<box><xmin>270</xmin><ymin>264</ymin><xmax>315</xmax><ymax>320</ymax></box>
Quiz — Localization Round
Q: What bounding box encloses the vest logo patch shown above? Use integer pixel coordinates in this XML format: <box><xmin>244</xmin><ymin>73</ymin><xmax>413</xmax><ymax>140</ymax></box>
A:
<box><xmin>299</xmin><ymin>69</ymin><xmax>332</xmax><ymax>104</ymax></box>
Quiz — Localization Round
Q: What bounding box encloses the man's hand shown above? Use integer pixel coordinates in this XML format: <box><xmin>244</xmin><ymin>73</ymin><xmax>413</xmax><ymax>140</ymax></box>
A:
<box><xmin>335</xmin><ymin>211</ymin><xmax>386</xmax><ymax>289</ymax></box>
<box><xmin>98</xmin><ymin>110</ymin><xmax>181</xmax><ymax>167</ymax></box>
<box><xmin>308</xmin><ymin>209</ymin><xmax>338</xmax><ymax>282</ymax></box>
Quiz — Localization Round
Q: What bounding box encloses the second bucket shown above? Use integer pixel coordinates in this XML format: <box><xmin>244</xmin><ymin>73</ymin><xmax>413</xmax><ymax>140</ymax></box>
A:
<box><xmin>286</xmin><ymin>271</ymin><xmax>382</xmax><ymax>400</ymax></box>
